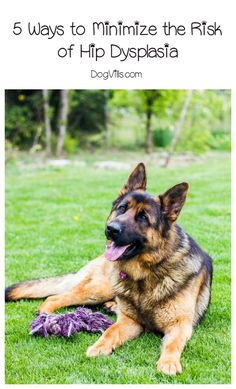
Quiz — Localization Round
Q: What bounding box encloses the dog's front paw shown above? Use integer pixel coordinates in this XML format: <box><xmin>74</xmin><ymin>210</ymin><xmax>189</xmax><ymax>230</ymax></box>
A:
<box><xmin>156</xmin><ymin>357</ymin><xmax>182</xmax><ymax>375</ymax></box>
<box><xmin>103</xmin><ymin>300</ymin><xmax>118</xmax><ymax>315</ymax></box>
<box><xmin>86</xmin><ymin>341</ymin><xmax>113</xmax><ymax>357</ymax></box>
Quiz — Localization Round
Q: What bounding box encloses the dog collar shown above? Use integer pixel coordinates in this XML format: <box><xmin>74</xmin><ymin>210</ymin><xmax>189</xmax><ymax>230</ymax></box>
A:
<box><xmin>119</xmin><ymin>271</ymin><xmax>127</xmax><ymax>281</ymax></box>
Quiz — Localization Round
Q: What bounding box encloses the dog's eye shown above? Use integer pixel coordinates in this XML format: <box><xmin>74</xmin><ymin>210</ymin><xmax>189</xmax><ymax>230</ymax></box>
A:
<box><xmin>117</xmin><ymin>205</ymin><xmax>127</xmax><ymax>214</ymax></box>
<box><xmin>136</xmin><ymin>211</ymin><xmax>148</xmax><ymax>222</ymax></box>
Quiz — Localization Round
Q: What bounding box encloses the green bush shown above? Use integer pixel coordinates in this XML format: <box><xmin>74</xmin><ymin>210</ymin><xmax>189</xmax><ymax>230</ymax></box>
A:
<box><xmin>5</xmin><ymin>91</ymin><xmax>43</xmax><ymax>148</ymax></box>
<box><xmin>208</xmin><ymin>130</ymin><xmax>231</xmax><ymax>151</ymax></box>
<box><xmin>5</xmin><ymin>105</ymin><xmax>37</xmax><ymax>148</ymax></box>
<box><xmin>5</xmin><ymin>140</ymin><xmax>17</xmax><ymax>163</ymax></box>
<box><xmin>152</xmin><ymin>128</ymin><xmax>172</xmax><ymax>148</ymax></box>
<box><xmin>177</xmin><ymin>126</ymin><xmax>212</xmax><ymax>153</ymax></box>
<box><xmin>63</xmin><ymin>133</ymin><xmax>79</xmax><ymax>154</ymax></box>
<box><xmin>78</xmin><ymin>132</ymin><xmax>105</xmax><ymax>149</ymax></box>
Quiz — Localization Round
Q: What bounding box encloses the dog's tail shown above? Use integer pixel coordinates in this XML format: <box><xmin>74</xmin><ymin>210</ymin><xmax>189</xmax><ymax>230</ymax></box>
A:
<box><xmin>5</xmin><ymin>272</ymin><xmax>79</xmax><ymax>302</ymax></box>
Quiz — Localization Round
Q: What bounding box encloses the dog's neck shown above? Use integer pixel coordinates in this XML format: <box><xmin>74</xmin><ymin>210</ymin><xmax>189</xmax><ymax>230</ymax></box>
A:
<box><xmin>113</xmin><ymin>225</ymin><xmax>188</xmax><ymax>282</ymax></box>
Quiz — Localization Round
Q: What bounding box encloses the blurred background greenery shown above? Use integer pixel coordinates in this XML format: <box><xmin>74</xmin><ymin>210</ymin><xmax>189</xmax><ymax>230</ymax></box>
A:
<box><xmin>5</xmin><ymin>89</ymin><xmax>231</xmax><ymax>163</ymax></box>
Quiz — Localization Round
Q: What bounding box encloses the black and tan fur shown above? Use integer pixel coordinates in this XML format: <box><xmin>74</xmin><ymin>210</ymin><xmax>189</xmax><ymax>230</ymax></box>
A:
<box><xmin>5</xmin><ymin>163</ymin><xmax>212</xmax><ymax>375</ymax></box>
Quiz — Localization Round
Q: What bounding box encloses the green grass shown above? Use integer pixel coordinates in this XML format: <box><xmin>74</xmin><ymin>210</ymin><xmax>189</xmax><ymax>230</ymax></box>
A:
<box><xmin>5</xmin><ymin>153</ymin><xmax>231</xmax><ymax>384</ymax></box>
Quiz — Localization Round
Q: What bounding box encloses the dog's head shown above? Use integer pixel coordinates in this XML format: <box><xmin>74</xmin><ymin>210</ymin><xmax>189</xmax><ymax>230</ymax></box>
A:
<box><xmin>104</xmin><ymin>163</ymin><xmax>189</xmax><ymax>261</ymax></box>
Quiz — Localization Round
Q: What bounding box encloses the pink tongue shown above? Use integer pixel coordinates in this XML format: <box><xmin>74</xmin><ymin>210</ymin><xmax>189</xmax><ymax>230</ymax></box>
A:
<box><xmin>104</xmin><ymin>242</ymin><xmax>130</xmax><ymax>261</ymax></box>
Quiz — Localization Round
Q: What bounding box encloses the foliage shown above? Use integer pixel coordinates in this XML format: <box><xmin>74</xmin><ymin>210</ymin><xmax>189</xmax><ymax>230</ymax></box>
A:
<box><xmin>177</xmin><ymin>126</ymin><xmax>212</xmax><ymax>153</ymax></box>
<box><xmin>176</xmin><ymin>90</ymin><xmax>231</xmax><ymax>153</ymax></box>
<box><xmin>68</xmin><ymin>90</ymin><xmax>106</xmax><ymax>135</ymax></box>
<box><xmin>208</xmin><ymin>129</ymin><xmax>231</xmax><ymax>151</ymax></box>
<box><xmin>63</xmin><ymin>133</ymin><xmax>79</xmax><ymax>154</ymax></box>
<box><xmin>5</xmin><ymin>154</ymin><xmax>231</xmax><ymax>384</ymax></box>
<box><xmin>5</xmin><ymin>90</ymin><xmax>231</xmax><ymax>154</ymax></box>
<box><xmin>107</xmin><ymin>105</ymin><xmax>145</xmax><ymax>150</ymax></box>
<box><xmin>108</xmin><ymin>89</ymin><xmax>230</xmax><ymax>153</ymax></box>
<box><xmin>5</xmin><ymin>91</ymin><xmax>43</xmax><ymax>148</ymax></box>
<box><xmin>152</xmin><ymin>128</ymin><xmax>172</xmax><ymax>148</ymax></box>
<box><xmin>5</xmin><ymin>140</ymin><xmax>17</xmax><ymax>162</ymax></box>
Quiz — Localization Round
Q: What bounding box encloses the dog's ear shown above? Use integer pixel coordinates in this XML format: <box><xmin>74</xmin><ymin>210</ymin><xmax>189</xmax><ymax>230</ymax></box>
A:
<box><xmin>119</xmin><ymin>163</ymin><xmax>147</xmax><ymax>195</ymax></box>
<box><xmin>160</xmin><ymin>182</ymin><xmax>189</xmax><ymax>222</ymax></box>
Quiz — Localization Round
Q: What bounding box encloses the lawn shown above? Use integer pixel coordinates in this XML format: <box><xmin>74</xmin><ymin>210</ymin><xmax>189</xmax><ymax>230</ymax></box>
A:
<box><xmin>5</xmin><ymin>153</ymin><xmax>231</xmax><ymax>384</ymax></box>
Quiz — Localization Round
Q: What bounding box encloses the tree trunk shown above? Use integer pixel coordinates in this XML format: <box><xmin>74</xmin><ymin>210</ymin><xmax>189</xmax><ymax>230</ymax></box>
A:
<box><xmin>56</xmin><ymin>90</ymin><xmax>69</xmax><ymax>157</ymax></box>
<box><xmin>30</xmin><ymin>125</ymin><xmax>42</xmax><ymax>154</ymax></box>
<box><xmin>146</xmin><ymin>109</ymin><xmax>153</xmax><ymax>154</ymax></box>
<box><xmin>42</xmin><ymin>89</ymin><xmax>52</xmax><ymax>156</ymax></box>
<box><xmin>103</xmin><ymin>90</ymin><xmax>109</xmax><ymax>147</ymax></box>
<box><xmin>164</xmin><ymin>90</ymin><xmax>193</xmax><ymax>167</ymax></box>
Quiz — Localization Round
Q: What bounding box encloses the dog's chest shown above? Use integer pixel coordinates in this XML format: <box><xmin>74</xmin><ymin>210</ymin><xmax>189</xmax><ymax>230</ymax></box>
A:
<box><xmin>112</xmin><ymin>267</ymin><xmax>188</xmax><ymax>332</ymax></box>
<box><xmin>112</xmin><ymin>273</ymin><xmax>164</xmax><ymax>330</ymax></box>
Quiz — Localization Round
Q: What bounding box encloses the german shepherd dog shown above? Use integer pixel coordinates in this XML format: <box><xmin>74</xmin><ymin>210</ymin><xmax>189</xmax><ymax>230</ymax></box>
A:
<box><xmin>6</xmin><ymin>163</ymin><xmax>212</xmax><ymax>375</ymax></box>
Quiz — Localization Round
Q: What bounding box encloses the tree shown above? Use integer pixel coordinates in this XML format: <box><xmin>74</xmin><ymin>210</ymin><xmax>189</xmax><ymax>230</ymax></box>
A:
<box><xmin>42</xmin><ymin>89</ymin><xmax>52</xmax><ymax>156</ymax></box>
<box><xmin>68</xmin><ymin>90</ymin><xmax>107</xmax><ymax>140</ymax></box>
<box><xmin>103</xmin><ymin>90</ymin><xmax>109</xmax><ymax>147</ymax></box>
<box><xmin>56</xmin><ymin>90</ymin><xmax>69</xmax><ymax>157</ymax></box>
<box><xmin>5</xmin><ymin>90</ymin><xmax>43</xmax><ymax>148</ymax></box>
<box><xmin>141</xmin><ymin>91</ymin><xmax>161</xmax><ymax>154</ymax></box>
<box><xmin>164</xmin><ymin>90</ymin><xmax>193</xmax><ymax>167</ymax></box>
<box><xmin>110</xmin><ymin>90</ymin><xmax>187</xmax><ymax>153</ymax></box>
<box><xmin>5</xmin><ymin>89</ymin><xmax>231</xmax><ymax>154</ymax></box>
<box><xmin>110</xmin><ymin>90</ymin><xmax>166</xmax><ymax>153</ymax></box>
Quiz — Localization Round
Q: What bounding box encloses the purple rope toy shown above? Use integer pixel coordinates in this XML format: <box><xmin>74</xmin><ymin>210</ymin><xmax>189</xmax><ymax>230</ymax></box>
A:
<box><xmin>29</xmin><ymin>307</ymin><xmax>113</xmax><ymax>338</ymax></box>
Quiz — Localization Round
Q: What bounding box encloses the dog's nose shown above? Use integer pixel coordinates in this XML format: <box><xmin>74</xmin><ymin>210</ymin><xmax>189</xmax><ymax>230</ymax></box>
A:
<box><xmin>106</xmin><ymin>222</ymin><xmax>122</xmax><ymax>239</ymax></box>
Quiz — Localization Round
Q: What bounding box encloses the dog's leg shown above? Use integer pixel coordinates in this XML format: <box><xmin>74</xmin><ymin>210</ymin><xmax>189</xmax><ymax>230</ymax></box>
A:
<box><xmin>39</xmin><ymin>275</ymin><xmax>114</xmax><ymax>313</ymax></box>
<box><xmin>86</xmin><ymin>311</ymin><xmax>143</xmax><ymax>357</ymax></box>
<box><xmin>156</xmin><ymin>319</ymin><xmax>193</xmax><ymax>375</ymax></box>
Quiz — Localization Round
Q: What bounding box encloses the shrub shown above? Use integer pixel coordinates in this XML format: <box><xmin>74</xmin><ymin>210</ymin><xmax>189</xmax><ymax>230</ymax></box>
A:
<box><xmin>152</xmin><ymin>128</ymin><xmax>172</xmax><ymax>148</ymax></box>
<box><xmin>63</xmin><ymin>133</ymin><xmax>79</xmax><ymax>154</ymax></box>
<box><xmin>208</xmin><ymin>129</ymin><xmax>231</xmax><ymax>151</ymax></box>
<box><xmin>177</xmin><ymin>126</ymin><xmax>212</xmax><ymax>153</ymax></box>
